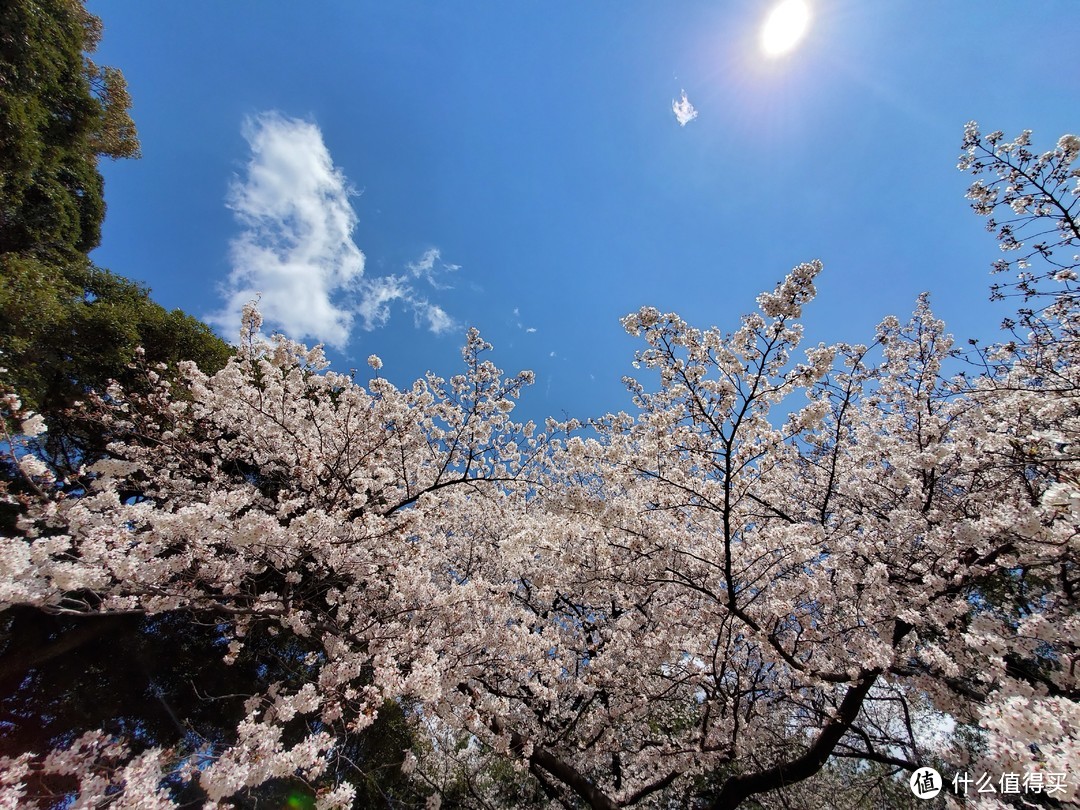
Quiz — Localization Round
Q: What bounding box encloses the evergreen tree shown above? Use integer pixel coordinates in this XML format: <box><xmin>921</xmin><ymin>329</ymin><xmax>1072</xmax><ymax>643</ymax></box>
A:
<box><xmin>0</xmin><ymin>0</ymin><xmax>231</xmax><ymax>479</ymax></box>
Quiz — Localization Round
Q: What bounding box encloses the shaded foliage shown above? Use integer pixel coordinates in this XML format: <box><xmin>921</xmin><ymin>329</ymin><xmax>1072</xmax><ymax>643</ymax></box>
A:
<box><xmin>0</xmin><ymin>609</ymin><xmax>422</xmax><ymax>807</ymax></box>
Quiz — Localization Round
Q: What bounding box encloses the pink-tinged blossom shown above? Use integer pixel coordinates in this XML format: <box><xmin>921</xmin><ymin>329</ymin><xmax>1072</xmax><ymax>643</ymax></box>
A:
<box><xmin>2</xmin><ymin>124</ymin><xmax>1078</xmax><ymax>808</ymax></box>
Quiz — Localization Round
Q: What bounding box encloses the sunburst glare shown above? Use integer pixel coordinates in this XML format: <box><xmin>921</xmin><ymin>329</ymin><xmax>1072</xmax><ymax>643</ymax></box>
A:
<box><xmin>760</xmin><ymin>0</ymin><xmax>812</xmax><ymax>58</ymax></box>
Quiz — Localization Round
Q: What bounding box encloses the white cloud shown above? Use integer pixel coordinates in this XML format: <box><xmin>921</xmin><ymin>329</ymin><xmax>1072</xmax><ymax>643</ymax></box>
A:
<box><xmin>408</xmin><ymin>248</ymin><xmax>459</xmax><ymax>289</ymax></box>
<box><xmin>354</xmin><ymin>273</ymin><xmax>456</xmax><ymax>336</ymax></box>
<box><xmin>672</xmin><ymin>90</ymin><xmax>698</xmax><ymax>127</ymax></box>
<box><xmin>416</xmin><ymin>301</ymin><xmax>454</xmax><ymax>335</ymax></box>
<box><xmin>526</xmin><ymin>327</ymin><xmax>537</xmax><ymax>334</ymax></box>
<box><xmin>355</xmin><ymin>276</ymin><xmax>411</xmax><ymax>331</ymax></box>
<box><xmin>210</xmin><ymin>113</ymin><xmax>459</xmax><ymax>346</ymax></box>
<box><xmin>409</xmin><ymin>249</ymin><xmax>439</xmax><ymax>278</ymax></box>
<box><xmin>209</xmin><ymin>112</ymin><xmax>362</xmax><ymax>348</ymax></box>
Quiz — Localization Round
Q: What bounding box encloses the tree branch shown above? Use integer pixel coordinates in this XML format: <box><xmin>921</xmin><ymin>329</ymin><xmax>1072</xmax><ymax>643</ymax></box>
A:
<box><xmin>708</xmin><ymin>668</ymin><xmax>882</xmax><ymax>810</ymax></box>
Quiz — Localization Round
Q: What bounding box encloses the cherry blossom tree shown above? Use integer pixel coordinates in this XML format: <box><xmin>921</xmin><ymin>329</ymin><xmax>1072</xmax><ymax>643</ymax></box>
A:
<box><xmin>1</xmin><ymin>125</ymin><xmax>1078</xmax><ymax>808</ymax></box>
<box><xmin>1</xmin><ymin>305</ymin><xmax>553</xmax><ymax>807</ymax></box>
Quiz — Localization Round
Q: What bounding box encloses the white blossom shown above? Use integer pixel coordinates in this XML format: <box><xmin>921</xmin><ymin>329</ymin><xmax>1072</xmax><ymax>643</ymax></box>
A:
<box><xmin>19</xmin><ymin>413</ymin><xmax>46</xmax><ymax>436</ymax></box>
<box><xmin>3</xmin><ymin>124</ymin><xmax>1079</xmax><ymax>809</ymax></box>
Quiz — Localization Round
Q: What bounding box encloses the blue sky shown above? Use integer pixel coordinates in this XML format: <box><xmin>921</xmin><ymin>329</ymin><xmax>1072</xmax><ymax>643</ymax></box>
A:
<box><xmin>88</xmin><ymin>1</ymin><xmax>1079</xmax><ymax>425</ymax></box>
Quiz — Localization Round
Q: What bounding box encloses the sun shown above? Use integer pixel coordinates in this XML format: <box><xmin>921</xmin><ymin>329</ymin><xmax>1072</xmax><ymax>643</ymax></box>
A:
<box><xmin>760</xmin><ymin>0</ymin><xmax>812</xmax><ymax>58</ymax></box>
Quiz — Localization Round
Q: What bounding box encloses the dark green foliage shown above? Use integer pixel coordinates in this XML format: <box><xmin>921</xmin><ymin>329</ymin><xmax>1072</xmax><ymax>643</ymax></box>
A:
<box><xmin>0</xmin><ymin>0</ymin><xmax>230</xmax><ymax>476</ymax></box>
<box><xmin>0</xmin><ymin>0</ymin><xmax>111</xmax><ymax>260</ymax></box>
<box><xmin>0</xmin><ymin>253</ymin><xmax>232</xmax><ymax>476</ymax></box>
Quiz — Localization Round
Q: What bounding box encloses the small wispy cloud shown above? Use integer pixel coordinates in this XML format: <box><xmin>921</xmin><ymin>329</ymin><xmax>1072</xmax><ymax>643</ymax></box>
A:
<box><xmin>210</xmin><ymin>112</ymin><xmax>459</xmax><ymax>345</ymax></box>
<box><xmin>354</xmin><ymin>276</ymin><xmax>410</xmax><ymax>331</ymax></box>
<box><xmin>352</xmin><ymin>247</ymin><xmax>458</xmax><ymax>335</ymax></box>
<box><xmin>407</xmin><ymin>248</ymin><xmax>459</xmax><ymax>290</ymax></box>
<box><xmin>417</xmin><ymin>301</ymin><xmax>453</xmax><ymax>334</ymax></box>
<box><xmin>672</xmin><ymin>90</ymin><xmax>698</xmax><ymax>127</ymax></box>
<box><xmin>512</xmin><ymin>306</ymin><xmax>537</xmax><ymax>334</ymax></box>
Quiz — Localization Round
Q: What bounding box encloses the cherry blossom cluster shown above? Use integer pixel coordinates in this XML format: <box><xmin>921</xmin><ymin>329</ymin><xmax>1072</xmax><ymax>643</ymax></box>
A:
<box><xmin>1</xmin><ymin>127</ymin><xmax>1078</xmax><ymax>808</ymax></box>
<box><xmin>959</xmin><ymin>122</ymin><xmax>1080</xmax><ymax>306</ymax></box>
